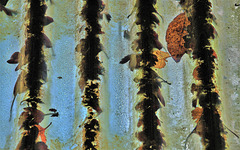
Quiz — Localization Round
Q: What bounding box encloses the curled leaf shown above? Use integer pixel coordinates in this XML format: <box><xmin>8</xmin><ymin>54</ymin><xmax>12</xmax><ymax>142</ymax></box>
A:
<box><xmin>193</xmin><ymin>66</ymin><xmax>200</xmax><ymax>80</ymax></box>
<box><xmin>34</xmin><ymin>142</ymin><xmax>49</xmax><ymax>150</ymax></box>
<box><xmin>0</xmin><ymin>4</ymin><xmax>17</xmax><ymax>16</ymax></box>
<box><xmin>7</xmin><ymin>52</ymin><xmax>19</xmax><ymax>64</ymax></box>
<box><xmin>119</xmin><ymin>55</ymin><xmax>130</xmax><ymax>64</ymax></box>
<box><xmin>18</xmin><ymin>111</ymin><xmax>29</xmax><ymax>129</ymax></box>
<box><xmin>35</xmin><ymin>123</ymin><xmax>51</xmax><ymax>143</ymax></box>
<box><xmin>153</xmin><ymin>50</ymin><xmax>170</xmax><ymax>69</ymax></box>
<box><xmin>51</xmin><ymin>112</ymin><xmax>59</xmax><ymax>117</ymax></box>
<box><xmin>120</xmin><ymin>54</ymin><xmax>141</xmax><ymax>71</ymax></box>
<box><xmin>43</xmin><ymin>16</ymin><xmax>54</xmax><ymax>26</ymax></box>
<box><xmin>137</xmin><ymin>118</ymin><xmax>143</xmax><ymax>127</ymax></box>
<box><xmin>104</xmin><ymin>13</ymin><xmax>111</xmax><ymax>22</ymax></box>
<box><xmin>151</xmin><ymin>13</ymin><xmax>159</xmax><ymax>25</ymax></box>
<box><xmin>35</xmin><ymin>125</ymin><xmax>47</xmax><ymax>143</ymax></box>
<box><xmin>43</xmin><ymin>33</ymin><xmax>52</xmax><ymax>48</ymax></box>
<box><xmin>49</xmin><ymin>108</ymin><xmax>57</xmax><ymax>112</ymax></box>
<box><xmin>191</xmin><ymin>107</ymin><xmax>203</xmax><ymax>123</ymax></box>
<box><xmin>156</xmin><ymin>88</ymin><xmax>165</xmax><ymax>106</ymax></box>
<box><xmin>137</xmin><ymin>131</ymin><xmax>147</xmax><ymax>142</ymax></box>
<box><xmin>212</xmin><ymin>49</ymin><xmax>217</xmax><ymax>59</ymax></box>
<box><xmin>23</xmin><ymin>107</ymin><xmax>45</xmax><ymax>124</ymax></box>
<box><xmin>191</xmin><ymin>83</ymin><xmax>197</xmax><ymax>94</ymax></box>
<box><xmin>153</xmin><ymin>38</ymin><xmax>163</xmax><ymax>50</ymax></box>
<box><xmin>10</xmin><ymin>70</ymin><xmax>28</xmax><ymax>121</ymax></box>
<box><xmin>15</xmin><ymin>46</ymin><xmax>28</xmax><ymax>71</ymax></box>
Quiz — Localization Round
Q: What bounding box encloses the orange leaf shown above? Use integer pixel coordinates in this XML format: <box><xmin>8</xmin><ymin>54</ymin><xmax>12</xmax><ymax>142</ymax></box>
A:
<box><xmin>35</xmin><ymin>125</ymin><xmax>47</xmax><ymax>143</ymax></box>
<box><xmin>35</xmin><ymin>123</ymin><xmax>51</xmax><ymax>143</ymax></box>
<box><xmin>193</xmin><ymin>66</ymin><xmax>200</xmax><ymax>80</ymax></box>
<box><xmin>212</xmin><ymin>49</ymin><xmax>217</xmax><ymax>59</ymax></box>
<box><xmin>191</xmin><ymin>107</ymin><xmax>203</xmax><ymax>123</ymax></box>
<box><xmin>153</xmin><ymin>50</ymin><xmax>170</xmax><ymax>69</ymax></box>
<box><xmin>137</xmin><ymin>146</ymin><xmax>143</xmax><ymax>150</ymax></box>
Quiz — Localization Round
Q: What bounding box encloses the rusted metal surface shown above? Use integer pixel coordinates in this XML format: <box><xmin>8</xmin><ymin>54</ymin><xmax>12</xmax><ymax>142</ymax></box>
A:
<box><xmin>0</xmin><ymin>0</ymin><xmax>239</xmax><ymax>149</ymax></box>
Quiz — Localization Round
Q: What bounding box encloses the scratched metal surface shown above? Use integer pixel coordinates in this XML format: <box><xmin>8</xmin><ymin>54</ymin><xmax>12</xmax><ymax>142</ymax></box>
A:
<box><xmin>0</xmin><ymin>0</ymin><xmax>239</xmax><ymax>150</ymax></box>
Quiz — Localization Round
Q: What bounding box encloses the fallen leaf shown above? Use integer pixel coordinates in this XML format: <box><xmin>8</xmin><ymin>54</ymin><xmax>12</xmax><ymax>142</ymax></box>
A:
<box><xmin>43</xmin><ymin>33</ymin><xmax>52</xmax><ymax>48</ymax></box>
<box><xmin>18</xmin><ymin>111</ymin><xmax>29</xmax><ymax>129</ymax></box>
<box><xmin>34</xmin><ymin>142</ymin><xmax>49</xmax><ymax>150</ymax></box>
<box><xmin>7</xmin><ymin>52</ymin><xmax>19</xmax><ymax>64</ymax></box>
<box><xmin>120</xmin><ymin>54</ymin><xmax>141</xmax><ymax>71</ymax></box>
<box><xmin>22</xmin><ymin>107</ymin><xmax>45</xmax><ymax>124</ymax></box>
<box><xmin>153</xmin><ymin>39</ymin><xmax>163</xmax><ymax>50</ymax></box>
<box><xmin>137</xmin><ymin>131</ymin><xmax>147</xmax><ymax>142</ymax></box>
<box><xmin>137</xmin><ymin>118</ymin><xmax>143</xmax><ymax>127</ymax></box>
<box><xmin>156</xmin><ymin>88</ymin><xmax>165</xmax><ymax>106</ymax></box>
<box><xmin>153</xmin><ymin>50</ymin><xmax>170</xmax><ymax>69</ymax></box>
<box><xmin>193</xmin><ymin>66</ymin><xmax>200</xmax><ymax>80</ymax></box>
<box><xmin>212</xmin><ymin>49</ymin><xmax>217</xmax><ymax>59</ymax></box>
<box><xmin>43</xmin><ymin>16</ymin><xmax>54</xmax><ymax>26</ymax></box>
<box><xmin>35</xmin><ymin>125</ymin><xmax>47</xmax><ymax>143</ymax></box>
<box><xmin>191</xmin><ymin>107</ymin><xmax>203</xmax><ymax>123</ymax></box>
<box><xmin>104</xmin><ymin>13</ymin><xmax>111</xmax><ymax>22</ymax></box>
<box><xmin>151</xmin><ymin>13</ymin><xmax>160</xmax><ymax>25</ymax></box>
<box><xmin>15</xmin><ymin>46</ymin><xmax>28</xmax><ymax>71</ymax></box>
<box><xmin>191</xmin><ymin>83</ymin><xmax>198</xmax><ymax>94</ymax></box>
<box><xmin>0</xmin><ymin>4</ymin><xmax>17</xmax><ymax>16</ymax></box>
<box><xmin>50</xmin><ymin>112</ymin><xmax>59</xmax><ymax>117</ymax></box>
<box><xmin>49</xmin><ymin>108</ymin><xmax>57</xmax><ymax>112</ymax></box>
<box><xmin>119</xmin><ymin>55</ymin><xmax>130</xmax><ymax>64</ymax></box>
<box><xmin>10</xmin><ymin>70</ymin><xmax>28</xmax><ymax>121</ymax></box>
<box><xmin>35</xmin><ymin>123</ymin><xmax>52</xmax><ymax>143</ymax></box>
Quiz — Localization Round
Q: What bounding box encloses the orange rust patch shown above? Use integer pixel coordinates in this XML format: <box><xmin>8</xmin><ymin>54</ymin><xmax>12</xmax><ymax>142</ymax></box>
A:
<box><xmin>166</xmin><ymin>13</ymin><xmax>191</xmax><ymax>62</ymax></box>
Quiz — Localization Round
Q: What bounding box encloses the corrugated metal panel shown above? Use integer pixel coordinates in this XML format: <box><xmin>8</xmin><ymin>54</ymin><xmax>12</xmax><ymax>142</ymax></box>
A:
<box><xmin>0</xmin><ymin>0</ymin><xmax>239</xmax><ymax>149</ymax></box>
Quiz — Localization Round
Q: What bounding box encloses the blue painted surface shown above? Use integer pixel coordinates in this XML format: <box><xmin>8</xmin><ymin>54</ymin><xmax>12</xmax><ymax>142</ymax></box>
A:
<box><xmin>47</xmin><ymin>36</ymin><xmax>76</xmax><ymax>146</ymax></box>
<box><xmin>0</xmin><ymin>36</ymin><xmax>20</xmax><ymax>149</ymax></box>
